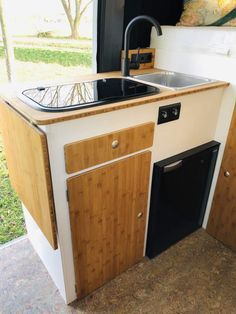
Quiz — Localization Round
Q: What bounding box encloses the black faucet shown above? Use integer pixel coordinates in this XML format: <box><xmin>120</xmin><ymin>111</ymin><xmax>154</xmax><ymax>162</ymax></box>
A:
<box><xmin>122</xmin><ymin>15</ymin><xmax>162</xmax><ymax>77</ymax></box>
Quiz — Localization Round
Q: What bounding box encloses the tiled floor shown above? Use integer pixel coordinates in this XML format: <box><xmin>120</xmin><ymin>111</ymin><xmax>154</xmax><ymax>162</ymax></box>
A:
<box><xmin>0</xmin><ymin>229</ymin><xmax>236</xmax><ymax>314</ymax></box>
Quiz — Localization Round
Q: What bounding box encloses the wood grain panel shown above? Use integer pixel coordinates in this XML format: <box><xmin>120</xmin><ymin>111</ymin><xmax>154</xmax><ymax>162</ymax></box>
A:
<box><xmin>207</xmin><ymin>105</ymin><xmax>236</xmax><ymax>251</ymax></box>
<box><xmin>64</xmin><ymin>122</ymin><xmax>154</xmax><ymax>173</ymax></box>
<box><xmin>67</xmin><ymin>152</ymin><xmax>151</xmax><ymax>298</ymax></box>
<box><xmin>0</xmin><ymin>102</ymin><xmax>57</xmax><ymax>249</ymax></box>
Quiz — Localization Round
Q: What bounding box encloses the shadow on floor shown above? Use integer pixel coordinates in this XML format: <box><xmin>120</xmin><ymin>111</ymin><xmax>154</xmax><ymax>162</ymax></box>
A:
<box><xmin>0</xmin><ymin>229</ymin><xmax>236</xmax><ymax>314</ymax></box>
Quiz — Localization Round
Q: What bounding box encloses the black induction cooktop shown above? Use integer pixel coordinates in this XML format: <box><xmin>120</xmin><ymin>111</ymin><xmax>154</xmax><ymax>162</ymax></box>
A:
<box><xmin>20</xmin><ymin>78</ymin><xmax>160</xmax><ymax>112</ymax></box>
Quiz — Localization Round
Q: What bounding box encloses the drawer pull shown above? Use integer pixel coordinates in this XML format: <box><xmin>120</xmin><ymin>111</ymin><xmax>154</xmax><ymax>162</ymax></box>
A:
<box><xmin>112</xmin><ymin>139</ymin><xmax>119</xmax><ymax>149</ymax></box>
<box><xmin>224</xmin><ymin>171</ymin><xmax>230</xmax><ymax>177</ymax></box>
<box><xmin>137</xmin><ymin>212</ymin><xmax>143</xmax><ymax>219</ymax></box>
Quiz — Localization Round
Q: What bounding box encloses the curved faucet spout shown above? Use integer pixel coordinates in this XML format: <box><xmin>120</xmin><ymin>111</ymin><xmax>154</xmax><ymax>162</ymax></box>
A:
<box><xmin>122</xmin><ymin>15</ymin><xmax>162</xmax><ymax>77</ymax></box>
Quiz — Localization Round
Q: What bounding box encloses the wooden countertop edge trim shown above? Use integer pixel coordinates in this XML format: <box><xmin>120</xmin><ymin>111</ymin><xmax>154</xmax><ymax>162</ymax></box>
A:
<box><xmin>0</xmin><ymin>80</ymin><xmax>229</xmax><ymax>126</ymax></box>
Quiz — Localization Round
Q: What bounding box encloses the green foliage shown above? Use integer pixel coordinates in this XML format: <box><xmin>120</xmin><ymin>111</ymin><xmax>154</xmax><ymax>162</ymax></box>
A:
<box><xmin>0</xmin><ymin>135</ymin><xmax>26</xmax><ymax>244</ymax></box>
<box><xmin>37</xmin><ymin>31</ymin><xmax>54</xmax><ymax>38</ymax></box>
<box><xmin>0</xmin><ymin>46</ymin><xmax>92</xmax><ymax>67</ymax></box>
<box><xmin>0</xmin><ymin>47</ymin><xmax>4</xmax><ymax>58</ymax></box>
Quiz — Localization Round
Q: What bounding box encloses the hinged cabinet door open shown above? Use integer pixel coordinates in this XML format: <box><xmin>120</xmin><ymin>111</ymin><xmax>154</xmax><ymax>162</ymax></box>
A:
<box><xmin>0</xmin><ymin>102</ymin><xmax>57</xmax><ymax>249</ymax></box>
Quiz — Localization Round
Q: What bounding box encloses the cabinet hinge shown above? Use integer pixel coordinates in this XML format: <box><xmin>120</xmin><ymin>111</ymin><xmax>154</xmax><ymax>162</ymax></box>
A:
<box><xmin>66</xmin><ymin>190</ymin><xmax>69</xmax><ymax>202</ymax></box>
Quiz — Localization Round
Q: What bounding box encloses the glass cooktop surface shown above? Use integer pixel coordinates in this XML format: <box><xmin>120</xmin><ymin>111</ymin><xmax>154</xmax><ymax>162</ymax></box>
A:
<box><xmin>20</xmin><ymin>78</ymin><xmax>160</xmax><ymax>112</ymax></box>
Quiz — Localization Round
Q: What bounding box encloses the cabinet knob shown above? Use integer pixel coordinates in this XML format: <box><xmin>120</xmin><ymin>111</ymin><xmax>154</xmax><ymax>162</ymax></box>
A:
<box><xmin>137</xmin><ymin>212</ymin><xmax>143</xmax><ymax>219</ymax></box>
<box><xmin>224</xmin><ymin>171</ymin><xmax>230</xmax><ymax>177</ymax></box>
<box><xmin>112</xmin><ymin>139</ymin><xmax>119</xmax><ymax>149</ymax></box>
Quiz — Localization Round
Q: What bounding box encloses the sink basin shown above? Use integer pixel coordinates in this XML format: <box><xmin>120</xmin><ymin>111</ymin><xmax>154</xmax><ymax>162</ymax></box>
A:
<box><xmin>134</xmin><ymin>71</ymin><xmax>216</xmax><ymax>90</ymax></box>
<box><xmin>18</xmin><ymin>78</ymin><xmax>160</xmax><ymax>112</ymax></box>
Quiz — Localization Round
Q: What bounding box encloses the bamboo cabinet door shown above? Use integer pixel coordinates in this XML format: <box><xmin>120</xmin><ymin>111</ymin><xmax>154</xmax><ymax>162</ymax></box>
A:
<box><xmin>207</xmin><ymin>106</ymin><xmax>236</xmax><ymax>251</ymax></box>
<box><xmin>67</xmin><ymin>151</ymin><xmax>151</xmax><ymax>299</ymax></box>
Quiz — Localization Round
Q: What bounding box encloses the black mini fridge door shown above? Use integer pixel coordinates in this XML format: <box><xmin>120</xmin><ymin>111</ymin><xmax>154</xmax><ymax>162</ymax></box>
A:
<box><xmin>146</xmin><ymin>141</ymin><xmax>220</xmax><ymax>258</ymax></box>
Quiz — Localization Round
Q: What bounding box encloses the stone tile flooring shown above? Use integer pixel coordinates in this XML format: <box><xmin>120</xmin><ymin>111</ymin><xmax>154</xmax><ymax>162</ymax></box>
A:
<box><xmin>0</xmin><ymin>229</ymin><xmax>236</xmax><ymax>314</ymax></box>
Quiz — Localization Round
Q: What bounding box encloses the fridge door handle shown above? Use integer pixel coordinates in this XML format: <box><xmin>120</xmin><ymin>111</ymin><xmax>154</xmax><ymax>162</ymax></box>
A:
<box><xmin>164</xmin><ymin>160</ymin><xmax>183</xmax><ymax>173</ymax></box>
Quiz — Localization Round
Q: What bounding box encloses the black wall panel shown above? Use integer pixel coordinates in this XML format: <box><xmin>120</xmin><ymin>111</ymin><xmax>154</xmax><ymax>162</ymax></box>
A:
<box><xmin>124</xmin><ymin>0</ymin><xmax>184</xmax><ymax>48</ymax></box>
<box><xmin>97</xmin><ymin>0</ymin><xmax>184</xmax><ymax>72</ymax></box>
<box><xmin>97</xmin><ymin>0</ymin><xmax>125</xmax><ymax>72</ymax></box>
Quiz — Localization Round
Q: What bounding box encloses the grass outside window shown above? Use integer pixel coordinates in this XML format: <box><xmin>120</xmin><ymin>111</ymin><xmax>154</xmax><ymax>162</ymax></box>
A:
<box><xmin>0</xmin><ymin>46</ymin><xmax>92</xmax><ymax>67</ymax></box>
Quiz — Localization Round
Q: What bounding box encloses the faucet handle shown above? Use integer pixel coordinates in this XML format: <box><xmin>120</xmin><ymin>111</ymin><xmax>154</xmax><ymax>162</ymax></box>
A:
<box><xmin>130</xmin><ymin>47</ymin><xmax>140</xmax><ymax>70</ymax></box>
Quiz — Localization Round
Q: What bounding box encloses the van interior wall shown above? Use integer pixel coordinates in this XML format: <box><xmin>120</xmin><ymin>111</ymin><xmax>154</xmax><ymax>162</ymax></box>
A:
<box><xmin>97</xmin><ymin>0</ymin><xmax>125</xmax><ymax>72</ymax></box>
<box><xmin>123</xmin><ymin>0</ymin><xmax>184</xmax><ymax>49</ymax></box>
<box><xmin>96</xmin><ymin>0</ymin><xmax>184</xmax><ymax>72</ymax></box>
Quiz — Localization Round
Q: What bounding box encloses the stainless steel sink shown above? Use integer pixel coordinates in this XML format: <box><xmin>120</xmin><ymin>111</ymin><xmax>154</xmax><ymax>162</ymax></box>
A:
<box><xmin>134</xmin><ymin>71</ymin><xmax>216</xmax><ymax>90</ymax></box>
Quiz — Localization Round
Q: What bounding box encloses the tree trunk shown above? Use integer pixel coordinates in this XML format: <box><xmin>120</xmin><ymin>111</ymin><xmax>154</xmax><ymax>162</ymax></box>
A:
<box><xmin>71</xmin><ymin>17</ymin><xmax>81</xmax><ymax>39</ymax></box>
<box><xmin>60</xmin><ymin>0</ymin><xmax>92</xmax><ymax>39</ymax></box>
<box><xmin>0</xmin><ymin>0</ymin><xmax>15</xmax><ymax>82</ymax></box>
<box><xmin>71</xmin><ymin>27</ymin><xmax>80</xmax><ymax>39</ymax></box>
